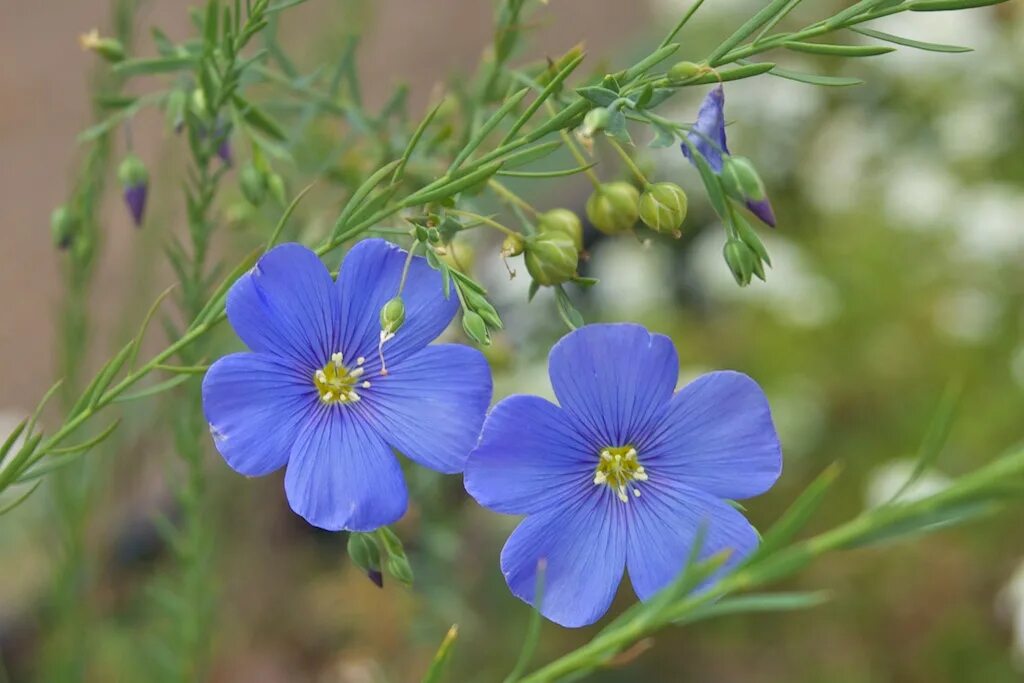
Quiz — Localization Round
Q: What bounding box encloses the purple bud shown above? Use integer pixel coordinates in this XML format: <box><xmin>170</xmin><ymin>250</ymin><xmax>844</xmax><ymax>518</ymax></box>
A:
<box><xmin>367</xmin><ymin>569</ymin><xmax>384</xmax><ymax>588</ymax></box>
<box><xmin>745</xmin><ymin>197</ymin><xmax>777</xmax><ymax>229</ymax></box>
<box><xmin>123</xmin><ymin>183</ymin><xmax>148</xmax><ymax>227</ymax></box>
<box><xmin>217</xmin><ymin>138</ymin><xmax>232</xmax><ymax>166</ymax></box>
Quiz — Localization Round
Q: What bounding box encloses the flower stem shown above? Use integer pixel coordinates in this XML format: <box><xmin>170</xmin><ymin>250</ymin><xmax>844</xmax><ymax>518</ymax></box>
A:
<box><xmin>488</xmin><ymin>179</ymin><xmax>540</xmax><ymax>217</ymax></box>
<box><xmin>606</xmin><ymin>138</ymin><xmax>649</xmax><ymax>186</ymax></box>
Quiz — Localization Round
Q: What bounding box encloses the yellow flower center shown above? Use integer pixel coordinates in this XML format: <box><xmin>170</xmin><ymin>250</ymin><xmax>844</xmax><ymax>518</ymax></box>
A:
<box><xmin>313</xmin><ymin>352</ymin><xmax>371</xmax><ymax>405</ymax></box>
<box><xmin>593</xmin><ymin>445</ymin><xmax>648</xmax><ymax>503</ymax></box>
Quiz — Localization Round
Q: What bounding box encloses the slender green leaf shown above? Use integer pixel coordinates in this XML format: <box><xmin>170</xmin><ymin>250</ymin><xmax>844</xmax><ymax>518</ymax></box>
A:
<box><xmin>421</xmin><ymin>625</ymin><xmax>459</xmax><ymax>683</ymax></box>
<box><xmin>332</xmin><ymin>160</ymin><xmax>402</xmax><ymax>238</ymax></box>
<box><xmin>501</xmin><ymin>53</ymin><xmax>585</xmax><ymax>144</ymax></box>
<box><xmin>113</xmin><ymin>374</ymin><xmax>193</xmax><ymax>403</ymax></box>
<box><xmin>784</xmin><ymin>41</ymin><xmax>895</xmax><ymax>56</ymax></box>
<box><xmin>766</xmin><ymin>66</ymin><xmax>864</xmax><ymax>87</ymax></box>
<box><xmin>501</xmin><ymin>141</ymin><xmax>562</xmax><ymax>169</ymax></box>
<box><xmin>0</xmin><ymin>481</ymin><xmax>42</xmax><ymax>516</ymax></box>
<box><xmin>232</xmin><ymin>93</ymin><xmax>287</xmax><ymax>141</ymax></box>
<box><xmin>675</xmin><ymin>591</ymin><xmax>831</xmax><ymax>625</ymax></box>
<box><xmin>497</xmin><ymin>163</ymin><xmax>596</xmax><ymax>179</ymax></box>
<box><xmin>752</xmin><ymin>463</ymin><xmax>842</xmax><ymax>560</ymax></box>
<box><xmin>450</xmin><ymin>87</ymin><xmax>530</xmax><ymax>171</ymax></box>
<box><xmin>911</xmin><ymin>0</ymin><xmax>1009</xmax><ymax>10</ymax></box>
<box><xmin>113</xmin><ymin>55</ymin><xmax>195</xmax><ymax>77</ymax></box>
<box><xmin>850</xmin><ymin>26</ymin><xmax>971</xmax><ymax>52</ymax></box>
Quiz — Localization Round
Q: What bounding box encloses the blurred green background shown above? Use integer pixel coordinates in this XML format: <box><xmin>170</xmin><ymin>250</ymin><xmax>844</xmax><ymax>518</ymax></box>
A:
<box><xmin>1</xmin><ymin>1</ymin><xmax>1023</xmax><ymax>681</ymax></box>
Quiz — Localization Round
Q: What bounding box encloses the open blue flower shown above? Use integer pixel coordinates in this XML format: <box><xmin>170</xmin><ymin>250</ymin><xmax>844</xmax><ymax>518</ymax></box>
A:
<box><xmin>464</xmin><ymin>323</ymin><xmax>781</xmax><ymax>627</ymax></box>
<box><xmin>682</xmin><ymin>85</ymin><xmax>777</xmax><ymax>227</ymax></box>
<box><xmin>202</xmin><ymin>240</ymin><xmax>492</xmax><ymax>532</ymax></box>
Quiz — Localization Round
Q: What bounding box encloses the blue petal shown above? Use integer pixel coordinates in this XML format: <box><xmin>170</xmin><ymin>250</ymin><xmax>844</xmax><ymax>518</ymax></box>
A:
<box><xmin>225</xmin><ymin>243</ymin><xmax>340</xmax><ymax>370</ymax></box>
<box><xmin>357</xmin><ymin>344</ymin><xmax>492</xmax><ymax>474</ymax></box>
<box><xmin>548</xmin><ymin>323</ymin><xmax>679</xmax><ymax>447</ymax></box>
<box><xmin>626</xmin><ymin>482</ymin><xmax>758</xmax><ymax>601</ymax></box>
<box><xmin>745</xmin><ymin>197</ymin><xmax>777</xmax><ymax>228</ymax></box>
<box><xmin>336</xmin><ymin>239</ymin><xmax>458</xmax><ymax>369</ymax></box>
<box><xmin>500</xmin><ymin>490</ymin><xmax>626</xmax><ymax>628</ymax></box>
<box><xmin>202</xmin><ymin>352</ymin><xmax>316</xmax><ymax>477</ymax></box>
<box><xmin>284</xmin><ymin>407</ymin><xmax>407</xmax><ymax>531</ymax></box>
<box><xmin>642</xmin><ymin>371</ymin><xmax>781</xmax><ymax>500</ymax></box>
<box><xmin>465</xmin><ymin>395</ymin><xmax>596</xmax><ymax>515</ymax></box>
<box><xmin>681</xmin><ymin>85</ymin><xmax>729</xmax><ymax>173</ymax></box>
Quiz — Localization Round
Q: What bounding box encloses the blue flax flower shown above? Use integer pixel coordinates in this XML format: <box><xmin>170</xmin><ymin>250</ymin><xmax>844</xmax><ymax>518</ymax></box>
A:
<box><xmin>682</xmin><ymin>85</ymin><xmax>776</xmax><ymax>227</ymax></box>
<box><xmin>202</xmin><ymin>240</ymin><xmax>492</xmax><ymax>532</ymax></box>
<box><xmin>464</xmin><ymin>323</ymin><xmax>781</xmax><ymax>627</ymax></box>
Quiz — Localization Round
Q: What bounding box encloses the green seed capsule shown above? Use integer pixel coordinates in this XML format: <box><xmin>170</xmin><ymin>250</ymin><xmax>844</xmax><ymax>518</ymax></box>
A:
<box><xmin>502</xmin><ymin>233</ymin><xmax>526</xmax><ymax>257</ymax></box>
<box><xmin>462</xmin><ymin>310</ymin><xmax>491</xmax><ymax>345</ymax></box>
<box><xmin>585</xmin><ymin>182</ymin><xmax>640</xmax><ymax>235</ymax></box>
<box><xmin>667</xmin><ymin>61</ymin><xmax>703</xmax><ymax>83</ymax></box>
<box><xmin>50</xmin><ymin>205</ymin><xmax>78</xmax><ymax>250</ymax></box>
<box><xmin>524</xmin><ymin>232</ymin><xmax>578</xmax><ymax>286</ymax></box>
<box><xmin>537</xmin><ymin>209</ymin><xmax>583</xmax><ymax>250</ymax></box>
<box><xmin>638</xmin><ymin>182</ymin><xmax>688</xmax><ymax>237</ymax></box>
<box><xmin>379</xmin><ymin>296</ymin><xmax>406</xmax><ymax>335</ymax></box>
<box><xmin>581</xmin><ymin>107</ymin><xmax>612</xmax><ymax>138</ymax></box>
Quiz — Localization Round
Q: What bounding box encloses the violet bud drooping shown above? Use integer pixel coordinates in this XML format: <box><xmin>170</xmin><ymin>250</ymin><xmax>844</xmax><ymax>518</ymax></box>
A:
<box><xmin>524</xmin><ymin>232</ymin><xmax>578</xmax><ymax>287</ymax></box>
<box><xmin>721</xmin><ymin>156</ymin><xmax>776</xmax><ymax>227</ymax></box>
<box><xmin>537</xmin><ymin>208</ymin><xmax>583</xmax><ymax>250</ymax></box>
<box><xmin>117</xmin><ymin>153</ymin><xmax>149</xmax><ymax>227</ymax></box>
<box><xmin>51</xmin><ymin>205</ymin><xmax>79</xmax><ymax>250</ymax></box>
<box><xmin>585</xmin><ymin>182</ymin><xmax>640</xmax><ymax>235</ymax></box>
<box><xmin>638</xmin><ymin>182</ymin><xmax>688</xmax><ymax>237</ymax></box>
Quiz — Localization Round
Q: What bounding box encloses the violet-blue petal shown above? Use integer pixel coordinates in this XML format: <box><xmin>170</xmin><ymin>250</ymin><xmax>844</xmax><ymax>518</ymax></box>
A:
<box><xmin>626</xmin><ymin>481</ymin><xmax>758</xmax><ymax>601</ymax></box>
<box><xmin>336</xmin><ymin>239</ymin><xmax>459</xmax><ymax>369</ymax></box>
<box><xmin>745</xmin><ymin>197</ymin><xmax>777</xmax><ymax>228</ymax></box>
<box><xmin>202</xmin><ymin>352</ymin><xmax>316</xmax><ymax>477</ymax></box>
<box><xmin>284</xmin><ymin>407</ymin><xmax>407</xmax><ymax>532</ymax></box>
<box><xmin>681</xmin><ymin>85</ymin><xmax>729</xmax><ymax>173</ymax></box>
<box><xmin>500</xmin><ymin>491</ymin><xmax>626</xmax><ymax>627</ymax></box>
<box><xmin>548</xmin><ymin>323</ymin><xmax>678</xmax><ymax>447</ymax></box>
<box><xmin>358</xmin><ymin>344</ymin><xmax>492</xmax><ymax>474</ymax></box>
<box><xmin>643</xmin><ymin>371</ymin><xmax>781</xmax><ymax>500</ymax></box>
<box><xmin>123</xmin><ymin>183</ymin><xmax>147</xmax><ymax>227</ymax></box>
<box><xmin>465</xmin><ymin>395</ymin><xmax>596</xmax><ymax>515</ymax></box>
<box><xmin>225</xmin><ymin>243</ymin><xmax>340</xmax><ymax>370</ymax></box>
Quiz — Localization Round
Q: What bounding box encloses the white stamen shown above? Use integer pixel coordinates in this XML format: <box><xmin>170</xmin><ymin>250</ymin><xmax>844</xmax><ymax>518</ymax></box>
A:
<box><xmin>322</xmin><ymin>391</ymin><xmax>334</xmax><ymax>402</ymax></box>
<box><xmin>347</xmin><ymin>391</ymin><xmax>360</xmax><ymax>402</ymax></box>
<box><xmin>356</xmin><ymin>356</ymin><xmax>366</xmax><ymax>366</ymax></box>
<box><xmin>361</xmin><ymin>381</ymin><xmax>371</xmax><ymax>389</ymax></box>
<box><xmin>617</xmin><ymin>486</ymin><xmax>628</xmax><ymax>503</ymax></box>
<box><xmin>632</xmin><ymin>489</ymin><xmax>642</xmax><ymax>498</ymax></box>
<box><xmin>600</xmin><ymin>450</ymin><xmax>613</xmax><ymax>461</ymax></box>
<box><xmin>331</xmin><ymin>352</ymin><xmax>344</xmax><ymax>367</ymax></box>
<box><xmin>315</xmin><ymin>369</ymin><xmax>327</xmax><ymax>383</ymax></box>
<box><xmin>593</xmin><ymin>471</ymin><xmax>607</xmax><ymax>485</ymax></box>
<box><xmin>350</xmin><ymin>367</ymin><xmax>364</xmax><ymax>378</ymax></box>
<box><xmin>634</xmin><ymin>470</ymin><xmax>649</xmax><ymax>482</ymax></box>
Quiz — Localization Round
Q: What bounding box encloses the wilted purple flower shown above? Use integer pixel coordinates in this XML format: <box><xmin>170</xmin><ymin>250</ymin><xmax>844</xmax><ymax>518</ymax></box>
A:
<box><xmin>465</xmin><ymin>323</ymin><xmax>782</xmax><ymax>627</ymax></box>
<box><xmin>202</xmin><ymin>240</ymin><xmax>493</xmax><ymax>531</ymax></box>
<box><xmin>682</xmin><ymin>85</ymin><xmax>776</xmax><ymax>227</ymax></box>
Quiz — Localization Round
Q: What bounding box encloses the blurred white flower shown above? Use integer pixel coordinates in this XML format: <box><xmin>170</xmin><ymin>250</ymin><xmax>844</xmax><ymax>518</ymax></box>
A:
<box><xmin>952</xmin><ymin>184</ymin><xmax>1024</xmax><ymax>263</ymax></box>
<box><xmin>590</xmin><ymin>238</ymin><xmax>672</xmax><ymax>318</ymax></box>
<box><xmin>865</xmin><ymin>458</ymin><xmax>952</xmax><ymax>509</ymax></box>
<box><xmin>767</xmin><ymin>377</ymin><xmax>827</xmax><ymax>460</ymax></box>
<box><xmin>997</xmin><ymin>559</ymin><xmax>1024</xmax><ymax>671</ymax></box>
<box><xmin>870</xmin><ymin>10</ymin><xmax>992</xmax><ymax>78</ymax></box>
<box><xmin>932</xmin><ymin>287</ymin><xmax>1001</xmax><ymax>345</ymax></box>
<box><xmin>882</xmin><ymin>154</ymin><xmax>960</xmax><ymax>231</ymax></box>
<box><xmin>689</xmin><ymin>230</ymin><xmax>841</xmax><ymax>327</ymax></box>
<box><xmin>937</xmin><ymin>93</ymin><xmax>1016</xmax><ymax>163</ymax></box>
<box><xmin>801</xmin><ymin>111</ymin><xmax>879</xmax><ymax>213</ymax></box>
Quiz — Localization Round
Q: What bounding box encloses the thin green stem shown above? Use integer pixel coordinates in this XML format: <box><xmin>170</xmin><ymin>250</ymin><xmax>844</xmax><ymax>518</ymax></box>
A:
<box><xmin>448</xmin><ymin>209</ymin><xmax>519</xmax><ymax>237</ymax></box>
<box><xmin>606</xmin><ymin>138</ymin><xmax>648</xmax><ymax>185</ymax></box>
<box><xmin>488</xmin><ymin>179</ymin><xmax>540</xmax><ymax>217</ymax></box>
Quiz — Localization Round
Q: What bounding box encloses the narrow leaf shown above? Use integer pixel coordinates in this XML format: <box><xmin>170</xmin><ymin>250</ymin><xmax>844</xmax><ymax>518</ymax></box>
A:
<box><xmin>850</xmin><ymin>26</ymin><xmax>971</xmax><ymax>53</ymax></box>
<box><xmin>784</xmin><ymin>41</ymin><xmax>895</xmax><ymax>56</ymax></box>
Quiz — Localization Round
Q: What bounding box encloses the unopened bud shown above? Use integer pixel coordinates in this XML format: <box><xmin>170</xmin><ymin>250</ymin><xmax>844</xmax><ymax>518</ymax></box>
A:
<box><xmin>721</xmin><ymin>156</ymin><xmax>776</xmax><ymax>227</ymax></box>
<box><xmin>667</xmin><ymin>61</ymin><xmax>702</xmax><ymax>83</ymax></box>
<box><xmin>585</xmin><ymin>182</ymin><xmax>639</xmax><ymax>235</ymax></box>
<box><xmin>239</xmin><ymin>163</ymin><xmax>267</xmax><ymax>207</ymax></box>
<box><xmin>267</xmin><ymin>173</ymin><xmax>287</xmax><ymax>206</ymax></box>
<box><xmin>385</xmin><ymin>554</ymin><xmax>414</xmax><ymax>587</ymax></box>
<box><xmin>118</xmin><ymin>154</ymin><xmax>149</xmax><ymax>227</ymax></box>
<box><xmin>723</xmin><ymin>239</ymin><xmax>755</xmax><ymax>287</ymax></box>
<box><xmin>379</xmin><ymin>297</ymin><xmax>405</xmax><ymax>335</ymax></box>
<box><xmin>51</xmin><ymin>205</ymin><xmax>78</xmax><ymax>250</ymax></box>
<box><xmin>79</xmin><ymin>30</ymin><xmax>125</xmax><ymax>63</ymax></box>
<box><xmin>524</xmin><ymin>232</ymin><xmax>578</xmax><ymax>287</ymax></box>
<box><xmin>538</xmin><ymin>209</ymin><xmax>583</xmax><ymax>250</ymax></box>
<box><xmin>580</xmin><ymin>107</ymin><xmax>612</xmax><ymax>138</ymax></box>
<box><xmin>638</xmin><ymin>182</ymin><xmax>688</xmax><ymax>237</ymax></box>
<box><xmin>462</xmin><ymin>310</ymin><xmax>490</xmax><ymax>345</ymax></box>
<box><xmin>346</xmin><ymin>533</ymin><xmax>383</xmax><ymax>588</ymax></box>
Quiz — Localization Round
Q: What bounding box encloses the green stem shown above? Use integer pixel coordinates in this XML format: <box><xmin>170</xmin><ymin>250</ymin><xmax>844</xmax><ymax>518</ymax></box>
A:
<box><xmin>606</xmin><ymin>138</ymin><xmax>648</xmax><ymax>185</ymax></box>
<box><xmin>488</xmin><ymin>179</ymin><xmax>540</xmax><ymax>217</ymax></box>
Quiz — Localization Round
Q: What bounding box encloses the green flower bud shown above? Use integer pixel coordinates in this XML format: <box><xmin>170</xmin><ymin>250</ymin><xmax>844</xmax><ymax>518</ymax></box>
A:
<box><xmin>585</xmin><ymin>182</ymin><xmax>640</xmax><ymax>235</ymax></box>
<box><xmin>347</xmin><ymin>532</ymin><xmax>383</xmax><ymax>588</ymax></box>
<box><xmin>51</xmin><ymin>205</ymin><xmax>78</xmax><ymax>250</ymax></box>
<box><xmin>538</xmin><ymin>209</ymin><xmax>583</xmax><ymax>250</ymax></box>
<box><xmin>638</xmin><ymin>182</ymin><xmax>688</xmax><ymax>237</ymax></box>
<box><xmin>524</xmin><ymin>232</ymin><xmax>578</xmax><ymax>287</ymax></box>
<box><xmin>580</xmin><ymin>107</ymin><xmax>612</xmax><ymax>138</ymax></box>
<box><xmin>267</xmin><ymin>172</ymin><xmax>287</xmax><ymax>206</ymax></box>
<box><xmin>79</xmin><ymin>30</ymin><xmax>125</xmax><ymax>63</ymax></box>
<box><xmin>190</xmin><ymin>89</ymin><xmax>208</xmax><ymax>117</ymax></box>
<box><xmin>723</xmin><ymin>239</ymin><xmax>755</xmax><ymax>287</ymax></box>
<box><xmin>239</xmin><ymin>163</ymin><xmax>267</xmax><ymax>207</ymax></box>
<box><xmin>379</xmin><ymin>296</ymin><xmax>405</xmax><ymax>335</ymax></box>
<box><xmin>462</xmin><ymin>310</ymin><xmax>491</xmax><ymax>346</ymax></box>
<box><xmin>501</xmin><ymin>232</ymin><xmax>526</xmax><ymax>257</ymax></box>
<box><xmin>721</xmin><ymin>156</ymin><xmax>767</xmax><ymax>201</ymax></box>
<box><xmin>385</xmin><ymin>554</ymin><xmax>414</xmax><ymax>587</ymax></box>
<box><xmin>667</xmin><ymin>61</ymin><xmax>702</xmax><ymax>83</ymax></box>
